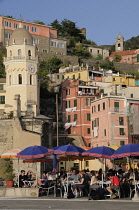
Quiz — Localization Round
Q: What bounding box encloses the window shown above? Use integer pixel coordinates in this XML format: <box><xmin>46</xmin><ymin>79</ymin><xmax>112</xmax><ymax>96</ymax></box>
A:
<box><xmin>86</xmin><ymin>98</ymin><xmax>91</xmax><ymax>106</ymax></box>
<box><xmin>130</xmin><ymin>94</ymin><xmax>133</xmax><ymax>98</ymax></box>
<box><xmin>58</xmin><ymin>42</ymin><xmax>64</xmax><ymax>48</ymax></box>
<box><xmin>51</xmin><ymin>41</ymin><xmax>56</xmax><ymax>47</ymax></box>
<box><xmin>103</xmin><ymin>102</ymin><xmax>105</xmax><ymax>110</ymax></box>
<box><xmin>74</xmin><ymin>163</ymin><xmax>79</xmax><ymax>170</ymax></box>
<box><xmin>90</xmin><ymin>49</ymin><xmax>92</xmax><ymax>53</ymax></box>
<box><xmin>14</xmin><ymin>23</ymin><xmax>19</xmax><ymax>28</ymax></box>
<box><xmin>60</xmin><ymin>162</ymin><xmax>63</xmax><ymax>165</ymax></box>
<box><xmin>78</xmin><ymin>73</ymin><xmax>81</xmax><ymax>79</ymax></box>
<box><xmin>85</xmin><ymin>161</ymin><xmax>89</xmax><ymax>167</ymax></box>
<box><xmin>18</xmin><ymin>74</ymin><xmax>22</xmax><ymax>84</ymax></box>
<box><xmin>98</xmin><ymin>104</ymin><xmax>100</xmax><ymax>111</ymax></box>
<box><xmin>28</xmin><ymin>50</ymin><xmax>31</xmax><ymax>57</ymax></box>
<box><xmin>18</xmin><ymin>49</ymin><xmax>22</xmax><ymax>58</ymax></box>
<box><xmin>9</xmin><ymin>75</ymin><xmax>11</xmax><ymax>85</ymax></box>
<box><xmin>32</xmin><ymin>27</ymin><xmax>38</xmax><ymax>32</ymax></box>
<box><xmin>74</xmin><ymin>99</ymin><xmax>77</xmax><ymax>107</ymax></box>
<box><xmin>119</xmin><ymin>117</ymin><xmax>124</xmax><ymax>125</ymax></box>
<box><xmin>67</xmin><ymin>115</ymin><xmax>71</xmax><ymax>123</ymax></box>
<box><xmin>94</xmin><ymin>106</ymin><xmax>96</xmax><ymax>112</ymax></box>
<box><xmin>120</xmin><ymin>128</ymin><xmax>124</xmax><ymax>135</ymax></box>
<box><xmin>120</xmin><ymin>78</ymin><xmax>122</xmax><ymax>83</ymax></box>
<box><xmin>118</xmin><ymin>43</ymin><xmax>121</xmax><ymax>47</ymax></box>
<box><xmin>66</xmin><ymin>89</ymin><xmax>70</xmax><ymax>95</ymax></box>
<box><xmin>5</xmin><ymin>33</ymin><xmax>10</xmax><ymax>39</ymax></box>
<box><xmin>87</xmin><ymin>128</ymin><xmax>90</xmax><ymax>134</ymax></box>
<box><xmin>0</xmin><ymin>84</ymin><xmax>3</xmax><ymax>90</ymax></box>
<box><xmin>33</xmin><ymin>38</ymin><xmax>39</xmax><ymax>44</ymax></box>
<box><xmin>23</xmin><ymin>25</ymin><xmax>30</xmax><ymax>30</ymax></box>
<box><xmin>87</xmin><ymin>113</ymin><xmax>91</xmax><ymax>121</ymax></box>
<box><xmin>74</xmin><ymin>114</ymin><xmax>77</xmax><ymax>121</ymax></box>
<box><xmin>66</xmin><ymin>101</ymin><xmax>70</xmax><ymax>108</ymax></box>
<box><xmin>30</xmin><ymin>75</ymin><xmax>32</xmax><ymax>85</ymax></box>
<box><xmin>113</xmin><ymin>78</ymin><xmax>116</xmax><ymax>81</ymax></box>
<box><xmin>104</xmin><ymin>129</ymin><xmax>106</xmax><ymax>136</ymax></box>
<box><xmin>0</xmin><ymin>96</ymin><xmax>5</xmax><ymax>104</ymax></box>
<box><xmin>120</xmin><ymin>141</ymin><xmax>125</xmax><ymax>146</ymax></box>
<box><xmin>62</xmin><ymin>75</ymin><xmax>64</xmax><ymax>80</ymax></box>
<box><xmin>73</xmin><ymin>75</ymin><xmax>75</xmax><ymax>79</ymax></box>
<box><xmin>97</xmin><ymin>50</ymin><xmax>100</xmax><ymax>54</ymax></box>
<box><xmin>57</xmin><ymin>75</ymin><xmax>59</xmax><ymax>79</ymax></box>
<box><xmin>96</xmin><ymin>118</ymin><xmax>99</xmax><ymax>126</ymax></box>
<box><xmin>43</xmin><ymin>50</ymin><xmax>47</xmax><ymax>53</ymax></box>
<box><xmin>127</xmin><ymin>57</ymin><xmax>130</xmax><ymax>61</ymax></box>
<box><xmin>5</xmin><ymin>21</ymin><xmax>11</xmax><ymax>27</ymax></box>
<box><xmin>114</xmin><ymin>102</ymin><xmax>119</xmax><ymax>112</ymax></box>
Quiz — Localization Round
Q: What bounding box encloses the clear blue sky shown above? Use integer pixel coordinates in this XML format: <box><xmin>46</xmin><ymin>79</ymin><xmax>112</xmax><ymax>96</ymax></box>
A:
<box><xmin>0</xmin><ymin>0</ymin><xmax>139</xmax><ymax>46</ymax></box>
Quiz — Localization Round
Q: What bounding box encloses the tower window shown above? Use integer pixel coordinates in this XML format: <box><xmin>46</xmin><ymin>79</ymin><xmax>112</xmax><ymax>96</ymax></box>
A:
<box><xmin>118</xmin><ymin>43</ymin><xmax>121</xmax><ymax>47</ymax></box>
<box><xmin>18</xmin><ymin>49</ymin><xmax>22</xmax><ymax>58</ymax></box>
<box><xmin>30</xmin><ymin>75</ymin><xmax>32</xmax><ymax>85</ymax></box>
<box><xmin>9</xmin><ymin>75</ymin><xmax>11</xmax><ymax>85</ymax></box>
<box><xmin>10</xmin><ymin>50</ymin><xmax>12</xmax><ymax>57</ymax></box>
<box><xmin>18</xmin><ymin>74</ymin><xmax>22</xmax><ymax>84</ymax></box>
<box><xmin>28</xmin><ymin>50</ymin><xmax>31</xmax><ymax>57</ymax></box>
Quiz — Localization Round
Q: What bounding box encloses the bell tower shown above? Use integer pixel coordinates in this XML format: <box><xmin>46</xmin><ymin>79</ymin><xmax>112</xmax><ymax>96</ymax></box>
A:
<box><xmin>4</xmin><ymin>24</ymin><xmax>40</xmax><ymax>116</ymax></box>
<box><xmin>115</xmin><ymin>34</ymin><xmax>124</xmax><ymax>52</ymax></box>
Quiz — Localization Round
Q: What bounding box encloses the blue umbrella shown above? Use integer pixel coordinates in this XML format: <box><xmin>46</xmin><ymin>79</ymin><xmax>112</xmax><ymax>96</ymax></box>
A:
<box><xmin>17</xmin><ymin>145</ymin><xmax>51</xmax><ymax>159</ymax></box>
<box><xmin>82</xmin><ymin>146</ymin><xmax>115</xmax><ymax>159</ymax></box>
<box><xmin>111</xmin><ymin>144</ymin><xmax>139</xmax><ymax>159</ymax></box>
<box><xmin>52</xmin><ymin>144</ymin><xmax>85</xmax><ymax>156</ymax></box>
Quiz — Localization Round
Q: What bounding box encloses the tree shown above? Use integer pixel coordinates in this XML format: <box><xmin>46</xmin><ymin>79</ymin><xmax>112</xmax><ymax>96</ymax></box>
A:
<box><xmin>33</xmin><ymin>20</ymin><xmax>45</xmax><ymax>25</ymax></box>
<box><xmin>113</xmin><ymin>53</ymin><xmax>122</xmax><ymax>62</ymax></box>
<box><xmin>72</xmin><ymin>43</ymin><xmax>92</xmax><ymax>59</ymax></box>
<box><xmin>100</xmin><ymin>59</ymin><xmax>115</xmax><ymax>70</ymax></box>
<box><xmin>0</xmin><ymin>51</ymin><xmax>6</xmax><ymax>78</ymax></box>
<box><xmin>95</xmin><ymin>54</ymin><xmax>103</xmax><ymax>60</ymax></box>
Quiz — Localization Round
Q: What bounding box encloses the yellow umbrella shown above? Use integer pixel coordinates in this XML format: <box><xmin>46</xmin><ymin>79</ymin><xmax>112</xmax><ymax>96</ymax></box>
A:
<box><xmin>108</xmin><ymin>145</ymin><xmax>120</xmax><ymax>150</ymax></box>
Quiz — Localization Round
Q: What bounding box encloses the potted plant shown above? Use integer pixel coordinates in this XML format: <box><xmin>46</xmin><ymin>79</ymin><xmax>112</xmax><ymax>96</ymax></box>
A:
<box><xmin>4</xmin><ymin>159</ymin><xmax>15</xmax><ymax>187</ymax></box>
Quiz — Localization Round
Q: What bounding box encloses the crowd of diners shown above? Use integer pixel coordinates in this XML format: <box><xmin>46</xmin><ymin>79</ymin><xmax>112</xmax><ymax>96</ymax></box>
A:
<box><xmin>19</xmin><ymin>165</ymin><xmax>139</xmax><ymax>199</ymax></box>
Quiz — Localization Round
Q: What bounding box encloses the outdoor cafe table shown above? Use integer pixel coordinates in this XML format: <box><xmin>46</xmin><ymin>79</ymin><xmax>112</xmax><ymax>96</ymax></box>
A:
<box><xmin>98</xmin><ymin>180</ymin><xmax>111</xmax><ymax>187</ymax></box>
<box><xmin>61</xmin><ymin>180</ymin><xmax>75</xmax><ymax>198</ymax></box>
<box><xmin>23</xmin><ymin>180</ymin><xmax>34</xmax><ymax>187</ymax></box>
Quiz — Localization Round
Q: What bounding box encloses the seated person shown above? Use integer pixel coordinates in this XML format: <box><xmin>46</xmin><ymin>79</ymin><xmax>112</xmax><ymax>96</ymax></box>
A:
<box><xmin>32</xmin><ymin>171</ymin><xmax>48</xmax><ymax>187</ymax></box>
<box><xmin>72</xmin><ymin>170</ymin><xmax>86</xmax><ymax>198</ymax></box>
<box><xmin>19</xmin><ymin>170</ymin><xmax>28</xmax><ymax>188</ymax></box>
<box><xmin>89</xmin><ymin>170</ymin><xmax>100</xmax><ymax>190</ymax></box>
<box><xmin>26</xmin><ymin>170</ymin><xmax>33</xmax><ymax>181</ymax></box>
<box><xmin>106</xmin><ymin>171</ymin><xmax>120</xmax><ymax>199</ymax></box>
<box><xmin>68</xmin><ymin>169</ymin><xmax>80</xmax><ymax>183</ymax></box>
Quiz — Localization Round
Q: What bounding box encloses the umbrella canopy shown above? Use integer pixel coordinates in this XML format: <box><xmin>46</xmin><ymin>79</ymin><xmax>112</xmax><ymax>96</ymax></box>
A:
<box><xmin>52</xmin><ymin>144</ymin><xmax>85</xmax><ymax>156</ymax></box>
<box><xmin>82</xmin><ymin>146</ymin><xmax>115</xmax><ymax>159</ymax></box>
<box><xmin>0</xmin><ymin>149</ymin><xmax>21</xmax><ymax>158</ymax></box>
<box><xmin>17</xmin><ymin>145</ymin><xmax>51</xmax><ymax>159</ymax></box>
<box><xmin>111</xmin><ymin>144</ymin><xmax>139</xmax><ymax>159</ymax></box>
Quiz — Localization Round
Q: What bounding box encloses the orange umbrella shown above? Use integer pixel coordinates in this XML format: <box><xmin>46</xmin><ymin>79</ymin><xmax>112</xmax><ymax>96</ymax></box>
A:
<box><xmin>0</xmin><ymin>149</ymin><xmax>21</xmax><ymax>158</ymax></box>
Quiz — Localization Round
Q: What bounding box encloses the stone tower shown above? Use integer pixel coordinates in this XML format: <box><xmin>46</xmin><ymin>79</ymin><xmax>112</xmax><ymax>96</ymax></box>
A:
<box><xmin>4</xmin><ymin>23</ymin><xmax>40</xmax><ymax>116</ymax></box>
<box><xmin>115</xmin><ymin>34</ymin><xmax>124</xmax><ymax>52</ymax></box>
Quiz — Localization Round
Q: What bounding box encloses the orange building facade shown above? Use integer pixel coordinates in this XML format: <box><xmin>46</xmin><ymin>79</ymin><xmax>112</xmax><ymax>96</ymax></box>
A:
<box><xmin>62</xmin><ymin>79</ymin><xmax>99</xmax><ymax>146</ymax></box>
<box><xmin>91</xmin><ymin>96</ymin><xmax>129</xmax><ymax>147</ymax></box>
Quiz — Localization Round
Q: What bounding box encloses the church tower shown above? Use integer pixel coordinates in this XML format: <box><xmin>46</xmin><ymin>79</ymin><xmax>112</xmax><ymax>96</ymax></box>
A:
<box><xmin>115</xmin><ymin>34</ymin><xmax>124</xmax><ymax>52</ymax></box>
<box><xmin>4</xmin><ymin>24</ymin><xmax>40</xmax><ymax>116</ymax></box>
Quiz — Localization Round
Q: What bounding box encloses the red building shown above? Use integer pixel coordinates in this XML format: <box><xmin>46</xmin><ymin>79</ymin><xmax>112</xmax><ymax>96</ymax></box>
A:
<box><xmin>62</xmin><ymin>79</ymin><xmax>99</xmax><ymax>146</ymax></box>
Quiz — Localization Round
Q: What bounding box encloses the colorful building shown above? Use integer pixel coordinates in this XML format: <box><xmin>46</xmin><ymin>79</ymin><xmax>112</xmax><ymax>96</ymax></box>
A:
<box><xmin>0</xmin><ymin>78</ymin><xmax>6</xmax><ymax>112</ymax></box>
<box><xmin>0</xmin><ymin>16</ymin><xmax>67</xmax><ymax>56</ymax></box>
<box><xmin>62</xmin><ymin>79</ymin><xmax>100</xmax><ymax>146</ymax></box>
<box><xmin>90</xmin><ymin>96</ymin><xmax>129</xmax><ymax>147</ymax></box>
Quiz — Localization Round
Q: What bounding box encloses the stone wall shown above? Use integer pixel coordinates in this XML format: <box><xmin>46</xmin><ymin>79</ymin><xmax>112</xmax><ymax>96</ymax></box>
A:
<box><xmin>38</xmin><ymin>52</ymin><xmax>78</xmax><ymax>66</ymax></box>
<box><xmin>114</xmin><ymin>62</ymin><xmax>139</xmax><ymax>73</ymax></box>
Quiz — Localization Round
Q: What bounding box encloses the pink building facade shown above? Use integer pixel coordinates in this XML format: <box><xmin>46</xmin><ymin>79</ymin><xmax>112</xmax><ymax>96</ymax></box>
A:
<box><xmin>62</xmin><ymin>79</ymin><xmax>99</xmax><ymax>146</ymax></box>
<box><xmin>91</xmin><ymin>96</ymin><xmax>129</xmax><ymax>147</ymax></box>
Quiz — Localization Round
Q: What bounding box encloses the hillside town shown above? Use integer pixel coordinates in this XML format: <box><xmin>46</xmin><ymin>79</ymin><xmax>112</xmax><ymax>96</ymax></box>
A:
<box><xmin>1</xmin><ymin>15</ymin><xmax>139</xmax><ymax>201</ymax></box>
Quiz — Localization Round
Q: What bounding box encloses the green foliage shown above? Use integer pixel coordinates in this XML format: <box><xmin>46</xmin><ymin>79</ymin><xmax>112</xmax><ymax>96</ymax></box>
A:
<box><xmin>3</xmin><ymin>159</ymin><xmax>15</xmax><ymax>180</ymax></box>
<box><xmin>82</xmin><ymin>39</ymin><xmax>97</xmax><ymax>46</ymax></box>
<box><xmin>0</xmin><ymin>51</ymin><xmax>6</xmax><ymax>78</ymax></box>
<box><xmin>124</xmin><ymin>36</ymin><xmax>139</xmax><ymax>50</ymax></box>
<box><xmin>33</xmin><ymin>20</ymin><xmax>45</xmax><ymax>25</ymax></box>
<box><xmin>72</xmin><ymin>43</ymin><xmax>92</xmax><ymax>59</ymax></box>
<box><xmin>129</xmin><ymin>71</ymin><xmax>139</xmax><ymax>79</ymax></box>
<box><xmin>100</xmin><ymin>59</ymin><xmax>115</xmax><ymax>70</ymax></box>
<box><xmin>95</xmin><ymin>54</ymin><xmax>103</xmax><ymax>60</ymax></box>
<box><xmin>113</xmin><ymin>53</ymin><xmax>122</xmax><ymax>62</ymax></box>
<box><xmin>39</xmin><ymin>56</ymin><xmax>62</xmax><ymax>78</ymax></box>
<box><xmin>4</xmin><ymin>16</ymin><xmax>14</xmax><ymax>19</ymax></box>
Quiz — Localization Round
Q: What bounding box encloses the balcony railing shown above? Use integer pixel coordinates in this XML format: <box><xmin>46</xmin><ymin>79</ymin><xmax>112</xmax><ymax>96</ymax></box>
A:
<box><xmin>77</xmin><ymin>91</ymin><xmax>99</xmax><ymax>96</ymax></box>
<box><xmin>4</xmin><ymin>56</ymin><xmax>37</xmax><ymax>62</ymax></box>
<box><xmin>109</xmin><ymin>107</ymin><xmax>127</xmax><ymax>114</ymax></box>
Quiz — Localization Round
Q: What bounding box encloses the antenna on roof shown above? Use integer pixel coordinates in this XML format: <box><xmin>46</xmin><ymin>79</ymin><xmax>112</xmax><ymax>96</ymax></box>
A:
<box><xmin>19</xmin><ymin>15</ymin><xmax>23</xmax><ymax>21</ymax></box>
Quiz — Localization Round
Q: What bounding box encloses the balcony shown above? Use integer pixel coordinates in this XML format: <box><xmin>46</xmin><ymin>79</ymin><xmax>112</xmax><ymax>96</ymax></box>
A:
<box><xmin>77</xmin><ymin>91</ymin><xmax>99</xmax><ymax>96</ymax></box>
<box><xmin>4</xmin><ymin>56</ymin><xmax>38</xmax><ymax>62</ymax></box>
<box><xmin>109</xmin><ymin>107</ymin><xmax>127</xmax><ymax>114</ymax></box>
